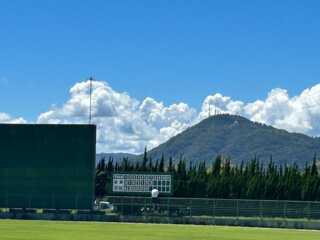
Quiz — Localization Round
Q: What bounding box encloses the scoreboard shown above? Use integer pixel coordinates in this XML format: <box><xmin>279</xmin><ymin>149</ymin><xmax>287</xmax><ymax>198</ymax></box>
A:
<box><xmin>112</xmin><ymin>173</ymin><xmax>172</xmax><ymax>195</ymax></box>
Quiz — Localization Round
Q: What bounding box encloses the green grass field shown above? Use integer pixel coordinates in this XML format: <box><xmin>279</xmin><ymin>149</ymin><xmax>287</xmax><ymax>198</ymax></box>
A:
<box><xmin>0</xmin><ymin>220</ymin><xmax>319</xmax><ymax>240</ymax></box>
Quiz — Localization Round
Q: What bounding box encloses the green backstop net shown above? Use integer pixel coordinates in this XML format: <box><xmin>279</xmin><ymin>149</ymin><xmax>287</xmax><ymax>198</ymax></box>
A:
<box><xmin>0</xmin><ymin>124</ymin><xmax>96</xmax><ymax>210</ymax></box>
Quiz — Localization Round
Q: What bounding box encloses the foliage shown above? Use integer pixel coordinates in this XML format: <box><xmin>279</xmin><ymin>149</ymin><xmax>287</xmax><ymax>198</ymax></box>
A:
<box><xmin>96</xmin><ymin>153</ymin><xmax>320</xmax><ymax>201</ymax></box>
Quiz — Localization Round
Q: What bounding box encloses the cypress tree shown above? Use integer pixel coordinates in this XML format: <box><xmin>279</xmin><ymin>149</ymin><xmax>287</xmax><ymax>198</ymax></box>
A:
<box><xmin>159</xmin><ymin>154</ymin><xmax>165</xmax><ymax>172</ymax></box>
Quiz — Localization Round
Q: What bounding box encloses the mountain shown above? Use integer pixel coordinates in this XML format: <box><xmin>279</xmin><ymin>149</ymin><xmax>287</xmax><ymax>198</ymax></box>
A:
<box><xmin>96</xmin><ymin>152</ymin><xmax>138</xmax><ymax>164</ymax></box>
<box><xmin>146</xmin><ymin>114</ymin><xmax>320</xmax><ymax>167</ymax></box>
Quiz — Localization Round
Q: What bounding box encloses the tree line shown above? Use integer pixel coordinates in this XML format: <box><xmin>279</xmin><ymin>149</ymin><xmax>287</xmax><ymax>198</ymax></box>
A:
<box><xmin>95</xmin><ymin>149</ymin><xmax>320</xmax><ymax>201</ymax></box>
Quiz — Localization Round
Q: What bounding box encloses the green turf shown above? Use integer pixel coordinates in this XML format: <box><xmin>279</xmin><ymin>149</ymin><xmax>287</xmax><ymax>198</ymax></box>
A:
<box><xmin>0</xmin><ymin>220</ymin><xmax>319</xmax><ymax>240</ymax></box>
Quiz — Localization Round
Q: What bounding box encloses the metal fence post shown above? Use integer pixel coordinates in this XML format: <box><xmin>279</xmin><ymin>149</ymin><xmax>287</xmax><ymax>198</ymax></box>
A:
<box><xmin>121</xmin><ymin>197</ymin><xmax>124</xmax><ymax>216</ymax></box>
<box><xmin>212</xmin><ymin>199</ymin><xmax>216</xmax><ymax>225</ymax></box>
<box><xmin>236</xmin><ymin>199</ymin><xmax>239</xmax><ymax>220</ymax></box>
<box><xmin>167</xmin><ymin>198</ymin><xmax>170</xmax><ymax>217</ymax></box>
<box><xmin>283</xmin><ymin>201</ymin><xmax>287</xmax><ymax>219</ymax></box>
<box><xmin>259</xmin><ymin>200</ymin><xmax>263</xmax><ymax>220</ymax></box>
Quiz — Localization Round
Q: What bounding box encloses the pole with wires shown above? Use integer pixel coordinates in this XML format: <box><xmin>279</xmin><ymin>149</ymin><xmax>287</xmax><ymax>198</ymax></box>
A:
<box><xmin>89</xmin><ymin>77</ymin><xmax>93</xmax><ymax>124</ymax></box>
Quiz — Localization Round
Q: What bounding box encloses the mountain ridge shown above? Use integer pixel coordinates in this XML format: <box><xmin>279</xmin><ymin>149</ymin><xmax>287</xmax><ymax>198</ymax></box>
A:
<box><xmin>97</xmin><ymin>114</ymin><xmax>320</xmax><ymax>167</ymax></box>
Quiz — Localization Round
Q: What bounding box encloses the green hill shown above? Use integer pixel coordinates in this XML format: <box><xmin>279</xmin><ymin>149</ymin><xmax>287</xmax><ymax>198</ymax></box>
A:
<box><xmin>147</xmin><ymin>114</ymin><xmax>320</xmax><ymax>166</ymax></box>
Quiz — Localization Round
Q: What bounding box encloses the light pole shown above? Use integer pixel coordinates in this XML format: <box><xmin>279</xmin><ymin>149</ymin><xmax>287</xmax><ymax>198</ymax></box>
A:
<box><xmin>89</xmin><ymin>77</ymin><xmax>93</xmax><ymax>124</ymax></box>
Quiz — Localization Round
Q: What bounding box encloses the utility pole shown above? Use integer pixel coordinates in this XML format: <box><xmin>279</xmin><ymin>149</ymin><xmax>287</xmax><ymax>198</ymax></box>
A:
<box><xmin>89</xmin><ymin>76</ymin><xmax>93</xmax><ymax>124</ymax></box>
<box><xmin>208</xmin><ymin>104</ymin><xmax>211</xmax><ymax>118</ymax></box>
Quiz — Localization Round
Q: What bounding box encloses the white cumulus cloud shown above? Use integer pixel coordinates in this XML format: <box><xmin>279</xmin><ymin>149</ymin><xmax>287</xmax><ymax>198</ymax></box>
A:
<box><xmin>0</xmin><ymin>112</ymin><xmax>26</xmax><ymax>124</ymax></box>
<box><xmin>200</xmin><ymin>84</ymin><xmax>320</xmax><ymax>136</ymax></box>
<box><xmin>37</xmin><ymin>80</ymin><xmax>320</xmax><ymax>154</ymax></box>
<box><xmin>37</xmin><ymin>81</ymin><xmax>197</xmax><ymax>154</ymax></box>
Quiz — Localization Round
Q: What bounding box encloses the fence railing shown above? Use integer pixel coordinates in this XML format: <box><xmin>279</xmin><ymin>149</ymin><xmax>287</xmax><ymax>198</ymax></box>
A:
<box><xmin>104</xmin><ymin>196</ymin><xmax>320</xmax><ymax>220</ymax></box>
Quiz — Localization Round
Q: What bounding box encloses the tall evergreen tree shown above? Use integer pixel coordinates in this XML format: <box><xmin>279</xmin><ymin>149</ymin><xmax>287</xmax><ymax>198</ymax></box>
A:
<box><xmin>159</xmin><ymin>154</ymin><xmax>165</xmax><ymax>172</ymax></box>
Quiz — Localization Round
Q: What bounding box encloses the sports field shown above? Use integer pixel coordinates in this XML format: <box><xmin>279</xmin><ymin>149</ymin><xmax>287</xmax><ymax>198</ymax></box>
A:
<box><xmin>0</xmin><ymin>220</ymin><xmax>319</xmax><ymax>240</ymax></box>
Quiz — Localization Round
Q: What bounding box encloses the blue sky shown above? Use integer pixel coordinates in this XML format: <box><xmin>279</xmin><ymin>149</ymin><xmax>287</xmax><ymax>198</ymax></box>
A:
<box><xmin>1</xmin><ymin>1</ymin><xmax>320</xmax><ymax>124</ymax></box>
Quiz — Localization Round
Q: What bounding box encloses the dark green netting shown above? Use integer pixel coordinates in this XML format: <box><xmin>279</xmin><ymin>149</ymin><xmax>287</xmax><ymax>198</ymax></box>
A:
<box><xmin>0</xmin><ymin>124</ymin><xmax>95</xmax><ymax>209</ymax></box>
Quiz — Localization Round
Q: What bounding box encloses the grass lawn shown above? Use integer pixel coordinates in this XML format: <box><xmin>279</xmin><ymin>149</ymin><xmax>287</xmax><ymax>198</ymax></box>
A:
<box><xmin>0</xmin><ymin>220</ymin><xmax>319</xmax><ymax>240</ymax></box>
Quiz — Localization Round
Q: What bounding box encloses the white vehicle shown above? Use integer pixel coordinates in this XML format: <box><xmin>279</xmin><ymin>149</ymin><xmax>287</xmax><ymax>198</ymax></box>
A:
<box><xmin>99</xmin><ymin>201</ymin><xmax>114</xmax><ymax>210</ymax></box>
<box><xmin>94</xmin><ymin>200</ymin><xmax>114</xmax><ymax>211</ymax></box>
